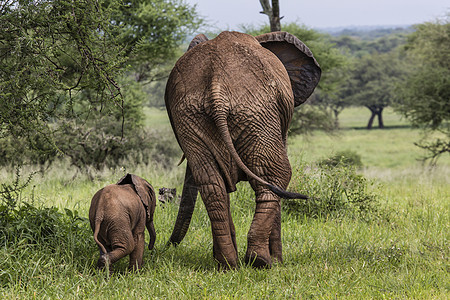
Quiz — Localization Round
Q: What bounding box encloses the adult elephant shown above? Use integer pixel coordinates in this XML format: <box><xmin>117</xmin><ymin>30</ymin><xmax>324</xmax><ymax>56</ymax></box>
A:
<box><xmin>165</xmin><ymin>31</ymin><xmax>321</xmax><ymax>269</ymax></box>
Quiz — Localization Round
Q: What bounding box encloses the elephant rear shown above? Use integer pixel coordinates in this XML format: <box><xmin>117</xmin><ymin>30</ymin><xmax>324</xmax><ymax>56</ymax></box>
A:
<box><xmin>89</xmin><ymin>174</ymin><xmax>156</xmax><ymax>270</ymax></box>
<box><xmin>89</xmin><ymin>185</ymin><xmax>145</xmax><ymax>252</ymax></box>
<box><xmin>164</xmin><ymin>31</ymin><xmax>320</xmax><ymax>269</ymax></box>
<box><xmin>165</xmin><ymin>31</ymin><xmax>295</xmax><ymax>192</ymax></box>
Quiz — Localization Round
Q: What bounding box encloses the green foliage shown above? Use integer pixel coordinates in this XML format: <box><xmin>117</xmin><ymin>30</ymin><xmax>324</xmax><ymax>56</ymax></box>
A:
<box><xmin>330</xmin><ymin>28</ymin><xmax>411</xmax><ymax>57</ymax></box>
<box><xmin>328</xmin><ymin>26</ymin><xmax>414</xmax><ymax>40</ymax></box>
<box><xmin>395</xmin><ymin>16</ymin><xmax>450</xmax><ymax>161</ymax></box>
<box><xmin>0</xmin><ymin>0</ymin><xmax>125</xmax><ymax>139</ymax></box>
<box><xmin>338</xmin><ymin>50</ymin><xmax>407</xmax><ymax>129</ymax></box>
<box><xmin>0</xmin><ymin>169</ymin><xmax>90</xmax><ymax>250</ymax></box>
<box><xmin>318</xmin><ymin>150</ymin><xmax>363</xmax><ymax>168</ymax></box>
<box><xmin>326</xmin><ymin>29</ymin><xmax>411</xmax><ymax>129</ymax></box>
<box><xmin>284</xmin><ymin>163</ymin><xmax>378</xmax><ymax>219</ymax></box>
<box><xmin>0</xmin><ymin>105</ymin><xmax>182</xmax><ymax>172</ymax></box>
<box><xmin>115</xmin><ymin>0</ymin><xmax>202</xmax><ymax>82</ymax></box>
<box><xmin>289</xmin><ymin>104</ymin><xmax>336</xmax><ymax>135</ymax></box>
<box><xmin>51</xmin><ymin>124</ymin><xmax>181</xmax><ymax>173</ymax></box>
<box><xmin>0</xmin><ymin>0</ymin><xmax>201</xmax><ymax>170</ymax></box>
<box><xmin>0</xmin><ymin>168</ymin><xmax>95</xmax><ymax>288</ymax></box>
<box><xmin>348</xmin><ymin>51</ymin><xmax>405</xmax><ymax>105</ymax></box>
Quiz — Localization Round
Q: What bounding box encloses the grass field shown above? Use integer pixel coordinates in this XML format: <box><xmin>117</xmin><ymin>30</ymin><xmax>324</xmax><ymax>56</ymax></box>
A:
<box><xmin>1</xmin><ymin>107</ymin><xmax>448</xmax><ymax>299</ymax></box>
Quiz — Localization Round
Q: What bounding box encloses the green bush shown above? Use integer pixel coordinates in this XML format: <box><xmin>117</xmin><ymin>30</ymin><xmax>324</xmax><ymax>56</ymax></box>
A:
<box><xmin>284</xmin><ymin>162</ymin><xmax>378</xmax><ymax>219</ymax></box>
<box><xmin>0</xmin><ymin>169</ymin><xmax>97</xmax><ymax>287</ymax></box>
<box><xmin>0</xmin><ymin>170</ymin><xmax>90</xmax><ymax>249</ymax></box>
<box><xmin>0</xmin><ymin>75</ymin><xmax>181</xmax><ymax>172</ymax></box>
<box><xmin>318</xmin><ymin>150</ymin><xmax>363</xmax><ymax>168</ymax></box>
<box><xmin>0</xmin><ymin>133</ymin><xmax>58</xmax><ymax>167</ymax></box>
<box><xmin>0</xmin><ymin>123</ymin><xmax>181</xmax><ymax>174</ymax></box>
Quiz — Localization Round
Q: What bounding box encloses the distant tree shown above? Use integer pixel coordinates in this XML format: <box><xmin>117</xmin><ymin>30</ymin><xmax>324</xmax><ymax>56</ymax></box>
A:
<box><xmin>331</xmin><ymin>31</ymin><xmax>410</xmax><ymax>58</ymax></box>
<box><xmin>366</xmin><ymin>33</ymin><xmax>409</xmax><ymax>54</ymax></box>
<box><xmin>395</xmin><ymin>17</ymin><xmax>450</xmax><ymax>161</ymax></box>
<box><xmin>312</xmin><ymin>65</ymin><xmax>353</xmax><ymax>128</ymax></box>
<box><xmin>329</xmin><ymin>26</ymin><xmax>413</xmax><ymax>40</ymax></box>
<box><xmin>341</xmin><ymin>51</ymin><xmax>406</xmax><ymax>129</ymax></box>
<box><xmin>332</xmin><ymin>35</ymin><xmax>368</xmax><ymax>57</ymax></box>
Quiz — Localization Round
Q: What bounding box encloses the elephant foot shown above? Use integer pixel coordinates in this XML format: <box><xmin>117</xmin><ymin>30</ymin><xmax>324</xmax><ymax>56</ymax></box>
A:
<box><xmin>269</xmin><ymin>243</ymin><xmax>283</xmax><ymax>264</ymax></box>
<box><xmin>216</xmin><ymin>260</ymin><xmax>238</xmax><ymax>271</ymax></box>
<box><xmin>244</xmin><ymin>250</ymin><xmax>272</xmax><ymax>269</ymax></box>
<box><xmin>214</xmin><ymin>250</ymin><xmax>238</xmax><ymax>270</ymax></box>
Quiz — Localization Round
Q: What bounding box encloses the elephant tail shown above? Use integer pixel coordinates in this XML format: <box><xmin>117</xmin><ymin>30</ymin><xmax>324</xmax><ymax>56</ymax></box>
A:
<box><xmin>210</xmin><ymin>84</ymin><xmax>308</xmax><ymax>200</ymax></box>
<box><xmin>93</xmin><ymin>216</ymin><xmax>107</xmax><ymax>255</ymax></box>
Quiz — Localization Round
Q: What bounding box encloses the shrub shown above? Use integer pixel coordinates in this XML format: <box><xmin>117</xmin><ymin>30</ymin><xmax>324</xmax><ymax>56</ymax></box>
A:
<box><xmin>318</xmin><ymin>150</ymin><xmax>363</xmax><ymax>168</ymax></box>
<box><xmin>0</xmin><ymin>169</ymin><xmax>90</xmax><ymax>249</ymax></box>
<box><xmin>0</xmin><ymin>123</ymin><xmax>182</xmax><ymax>176</ymax></box>
<box><xmin>284</xmin><ymin>162</ymin><xmax>378</xmax><ymax>219</ymax></box>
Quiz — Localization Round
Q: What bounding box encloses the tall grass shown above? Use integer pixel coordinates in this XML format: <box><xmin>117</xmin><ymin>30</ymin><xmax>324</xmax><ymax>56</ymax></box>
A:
<box><xmin>1</xmin><ymin>107</ymin><xmax>448</xmax><ymax>299</ymax></box>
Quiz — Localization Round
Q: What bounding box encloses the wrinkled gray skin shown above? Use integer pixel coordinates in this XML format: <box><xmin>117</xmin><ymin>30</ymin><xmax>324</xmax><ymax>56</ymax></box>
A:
<box><xmin>89</xmin><ymin>174</ymin><xmax>156</xmax><ymax>270</ymax></box>
<box><xmin>165</xmin><ymin>31</ymin><xmax>321</xmax><ymax>269</ymax></box>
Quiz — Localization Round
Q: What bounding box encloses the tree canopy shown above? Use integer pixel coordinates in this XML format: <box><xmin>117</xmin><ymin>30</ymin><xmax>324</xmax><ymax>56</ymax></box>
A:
<box><xmin>395</xmin><ymin>16</ymin><xmax>450</xmax><ymax>161</ymax></box>
<box><xmin>0</xmin><ymin>0</ymin><xmax>201</xmax><ymax>169</ymax></box>
<box><xmin>340</xmin><ymin>51</ymin><xmax>406</xmax><ymax>129</ymax></box>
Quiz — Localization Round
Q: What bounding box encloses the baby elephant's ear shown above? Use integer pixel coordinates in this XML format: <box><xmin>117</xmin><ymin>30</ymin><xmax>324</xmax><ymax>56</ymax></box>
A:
<box><xmin>117</xmin><ymin>174</ymin><xmax>155</xmax><ymax>216</ymax></box>
<box><xmin>256</xmin><ymin>31</ymin><xmax>321</xmax><ymax>106</ymax></box>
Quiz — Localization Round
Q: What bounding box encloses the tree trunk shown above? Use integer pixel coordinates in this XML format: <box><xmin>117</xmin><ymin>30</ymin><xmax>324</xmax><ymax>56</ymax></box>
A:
<box><xmin>259</xmin><ymin>0</ymin><xmax>281</xmax><ymax>32</ymax></box>
<box><xmin>333</xmin><ymin>108</ymin><xmax>340</xmax><ymax>129</ymax></box>
<box><xmin>377</xmin><ymin>108</ymin><xmax>384</xmax><ymax>128</ymax></box>
<box><xmin>366</xmin><ymin>106</ymin><xmax>385</xmax><ymax>129</ymax></box>
<box><xmin>367</xmin><ymin>110</ymin><xmax>376</xmax><ymax>129</ymax></box>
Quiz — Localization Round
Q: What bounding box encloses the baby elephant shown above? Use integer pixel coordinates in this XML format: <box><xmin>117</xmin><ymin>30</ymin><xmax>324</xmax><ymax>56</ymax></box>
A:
<box><xmin>89</xmin><ymin>173</ymin><xmax>156</xmax><ymax>271</ymax></box>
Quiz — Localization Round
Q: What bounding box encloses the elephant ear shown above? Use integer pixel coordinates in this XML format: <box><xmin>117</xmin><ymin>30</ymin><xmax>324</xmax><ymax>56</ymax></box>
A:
<box><xmin>187</xmin><ymin>33</ymin><xmax>209</xmax><ymax>51</ymax></box>
<box><xmin>256</xmin><ymin>31</ymin><xmax>321</xmax><ymax>106</ymax></box>
<box><xmin>117</xmin><ymin>173</ymin><xmax>156</xmax><ymax>219</ymax></box>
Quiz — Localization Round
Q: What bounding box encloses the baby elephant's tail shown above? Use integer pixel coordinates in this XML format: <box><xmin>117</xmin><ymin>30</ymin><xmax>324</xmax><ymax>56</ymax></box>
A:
<box><xmin>93</xmin><ymin>217</ymin><xmax>107</xmax><ymax>255</ymax></box>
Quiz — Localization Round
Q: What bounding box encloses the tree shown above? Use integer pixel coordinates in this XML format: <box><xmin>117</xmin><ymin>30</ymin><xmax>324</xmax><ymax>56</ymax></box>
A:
<box><xmin>340</xmin><ymin>51</ymin><xmax>406</xmax><ymax>129</ymax></box>
<box><xmin>395</xmin><ymin>16</ymin><xmax>450</xmax><ymax>161</ymax></box>
<box><xmin>0</xmin><ymin>0</ymin><xmax>124</xmax><ymax>139</ymax></box>
<box><xmin>312</xmin><ymin>65</ymin><xmax>353</xmax><ymax>128</ymax></box>
<box><xmin>0</xmin><ymin>0</ymin><xmax>201</xmax><ymax>169</ymax></box>
<box><xmin>259</xmin><ymin>0</ymin><xmax>281</xmax><ymax>32</ymax></box>
<box><xmin>112</xmin><ymin>0</ymin><xmax>202</xmax><ymax>83</ymax></box>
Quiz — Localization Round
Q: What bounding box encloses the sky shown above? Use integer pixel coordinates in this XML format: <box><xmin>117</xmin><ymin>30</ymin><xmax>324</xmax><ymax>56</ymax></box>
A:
<box><xmin>185</xmin><ymin>0</ymin><xmax>448</xmax><ymax>30</ymax></box>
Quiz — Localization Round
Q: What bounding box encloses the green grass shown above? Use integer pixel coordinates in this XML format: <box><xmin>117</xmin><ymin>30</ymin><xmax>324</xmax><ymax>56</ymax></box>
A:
<box><xmin>1</xmin><ymin>107</ymin><xmax>449</xmax><ymax>299</ymax></box>
<box><xmin>289</xmin><ymin>107</ymin><xmax>450</xmax><ymax>169</ymax></box>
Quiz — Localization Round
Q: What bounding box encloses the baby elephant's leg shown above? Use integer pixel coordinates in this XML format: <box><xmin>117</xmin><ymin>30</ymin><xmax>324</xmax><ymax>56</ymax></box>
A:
<box><xmin>128</xmin><ymin>231</ymin><xmax>145</xmax><ymax>270</ymax></box>
<box><xmin>102</xmin><ymin>230</ymin><xmax>135</xmax><ymax>268</ymax></box>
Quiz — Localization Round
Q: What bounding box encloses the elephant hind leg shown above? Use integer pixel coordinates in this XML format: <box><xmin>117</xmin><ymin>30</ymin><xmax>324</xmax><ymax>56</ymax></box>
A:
<box><xmin>245</xmin><ymin>190</ymin><xmax>281</xmax><ymax>268</ymax></box>
<box><xmin>100</xmin><ymin>231</ymin><xmax>135</xmax><ymax>269</ymax></box>
<box><xmin>128</xmin><ymin>231</ymin><xmax>145</xmax><ymax>271</ymax></box>
<box><xmin>199</xmin><ymin>182</ymin><xmax>238</xmax><ymax>269</ymax></box>
<box><xmin>269</xmin><ymin>204</ymin><xmax>282</xmax><ymax>263</ymax></box>
<box><xmin>227</xmin><ymin>193</ymin><xmax>237</xmax><ymax>257</ymax></box>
